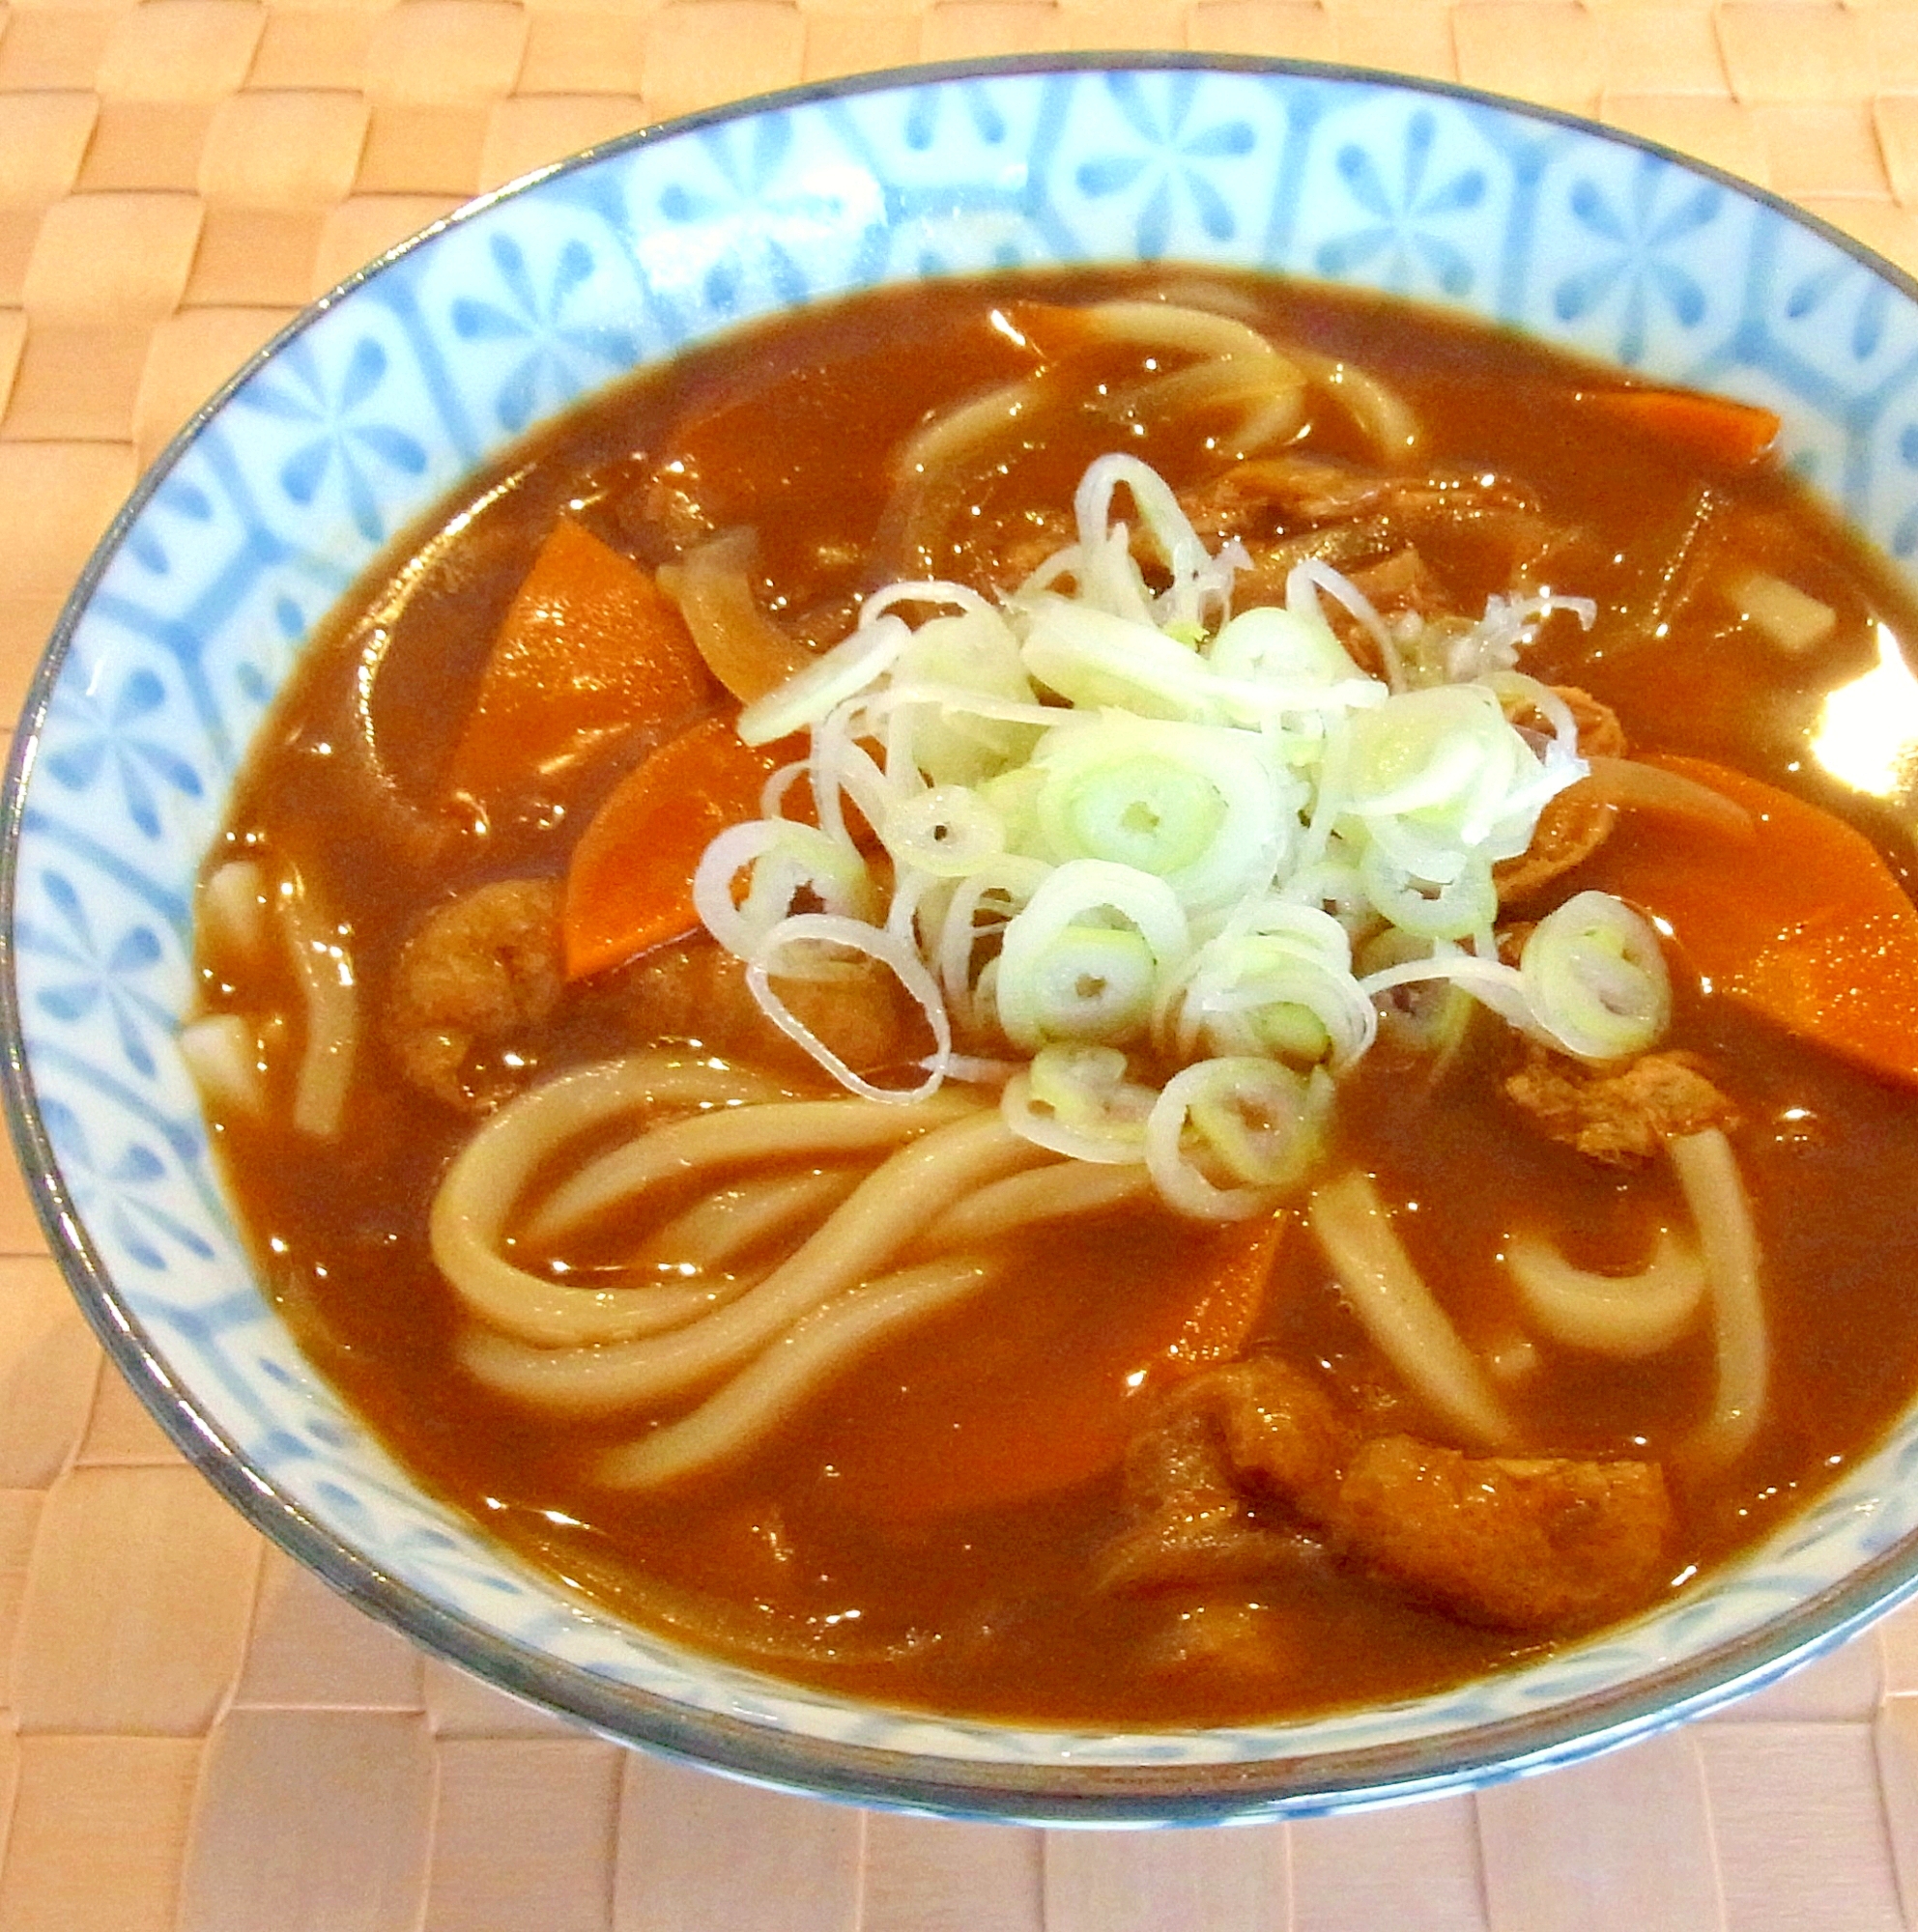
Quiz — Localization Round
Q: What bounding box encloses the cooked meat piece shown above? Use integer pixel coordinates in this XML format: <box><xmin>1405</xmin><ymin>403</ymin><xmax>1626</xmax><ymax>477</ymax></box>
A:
<box><xmin>1331</xmin><ymin>1435</ymin><xmax>1675</xmax><ymax>1631</ymax></box>
<box><xmin>1182</xmin><ymin>456</ymin><xmax>1393</xmax><ymax>537</ymax></box>
<box><xmin>1230</xmin><ymin>524</ymin><xmax>1404</xmax><ymax>644</ymax></box>
<box><xmin>1348</xmin><ymin>545</ymin><xmax>1457</xmax><ymax>622</ymax></box>
<box><xmin>1393</xmin><ymin>503</ymin><xmax>1571</xmax><ymax>590</ymax></box>
<box><xmin>1185</xmin><ymin>1356</ymin><xmax>1353</xmax><ymax>1503</ymax></box>
<box><xmin>1504</xmin><ymin>1044</ymin><xmax>1739</xmax><ymax>1166</ymax></box>
<box><xmin>1386</xmin><ymin>472</ymin><xmax>1542</xmax><ymax>523</ymax></box>
<box><xmin>1095</xmin><ymin>1369</ymin><xmax>1327</xmax><ymax>1594</ymax></box>
<box><xmin>626</xmin><ymin>936</ymin><xmax>907</xmax><ymax>1082</ymax></box>
<box><xmin>385</xmin><ymin>878</ymin><xmax>563</xmax><ymax>1111</ymax></box>
<box><xmin>1184</xmin><ymin>456</ymin><xmax>1544</xmax><ymax>544</ymax></box>
<box><xmin>1123</xmin><ymin>1382</ymin><xmax>1238</xmax><ymax>1508</ymax></box>
<box><xmin>1494</xmin><ymin>781</ymin><xmax>1617</xmax><ymax>905</ymax></box>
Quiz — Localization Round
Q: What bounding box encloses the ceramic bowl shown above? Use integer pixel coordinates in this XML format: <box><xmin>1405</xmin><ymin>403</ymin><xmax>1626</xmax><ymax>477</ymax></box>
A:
<box><xmin>10</xmin><ymin>54</ymin><xmax>1918</xmax><ymax>1826</ymax></box>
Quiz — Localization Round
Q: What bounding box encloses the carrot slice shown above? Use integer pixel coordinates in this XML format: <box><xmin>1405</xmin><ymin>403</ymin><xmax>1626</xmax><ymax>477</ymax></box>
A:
<box><xmin>443</xmin><ymin>520</ymin><xmax>716</xmax><ymax>805</ymax></box>
<box><xmin>1586</xmin><ymin>753</ymin><xmax>1918</xmax><ymax>1086</ymax></box>
<box><xmin>830</xmin><ymin>1211</ymin><xmax>1287</xmax><ymax>1522</ymax></box>
<box><xmin>1573</xmin><ymin>386</ymin><xmax>1780</xmax><ymax>470</ymax></box>
<box><xmin>562</xmin><ymin>715</ymin><xmax>783</xmax><ymax>980</ymax></box>
<box><xmin>1164</xmin><ymin>1210</ymin><xmax>1286</xmax><ymax>1374</ymax></box>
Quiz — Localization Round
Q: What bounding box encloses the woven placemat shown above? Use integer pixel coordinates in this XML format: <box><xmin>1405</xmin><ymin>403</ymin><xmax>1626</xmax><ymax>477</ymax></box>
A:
<box><xmin>7</xmin><ymin>6</ymin><xmax>1918</xmax><ymax>1928</ymax></box>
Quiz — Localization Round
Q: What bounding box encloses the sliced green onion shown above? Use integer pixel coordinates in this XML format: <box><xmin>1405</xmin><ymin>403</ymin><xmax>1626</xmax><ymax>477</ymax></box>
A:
<box><xmin>1359</xmin><ymin>842</ymin><xmax>1498</xmax><ymax>942</ymax></box>
<box><xmin>1290</xmin><ymin>557</ymin><xmax>1399</xmax><ymax>688</ymax></box>
<box><xmin>745</xmin><ymin>912</ymin><xmax>951</xmax><ymax>1103</ymax></box>
<box><xmin>693</xmin><ymin>820</ymin><xmax>876</xmax><ymax>962</ymax></box>
<box><xmin>1346</xmin><ymin>684</ymin><xmax>1520</xmax><ymax>823</ymax></box>
<box><xmin>1032</xmin><ymin>713</ymin><xmax>1289</xmax><ymax>913</ymax></box>
<box><xmin>1144</xmin><ymin>1056</ymin><xmax>1325</xmax><ymax>1219</ymax></box>
<box><xmin>933</xmin><ymin>856</ymin><xmax>1047</xmax><ymax>1029</ymax></box>
<box><xmin>995</xmin><ymin>860</ymin><xmax>1189</xmax><ymax>1052</ymax></box>
<box><xmin>1001</xmin><ymin>1042</ymin><xmax>1155</xmax><ymax>1163</ymax></box>
<box><xmin>882</xmin><ymin>784</ymin><xmax>1008</xmax><ymax>878</ymax></box>
<box><xmin>1018</xmin><ymin>594</ymin><xmax>1217</xmax><ymax>720</ymax></box>
<box><xmin>1521</xmin><ymin>890</ymin><xmax>1672</xmax><ymax>1062</ymax></box>
<box><xmin>1162</xmin><ymin>926</ymin><xmax>1376</xmax><ymax>1069</ymax></box>
<box><xmin>1209</xmin><ymin>602</ymin><xmax>1360</xmax><ymax>687</ymax></box>
<box><xmin>1074</xmin><ymin>453</ymin><xmax>1215</xmax><ymax>634</ymax></box>
<box><xmin>691</xmin><ymin>444</ymin><xmax>1628</xmax><ymax>1202</ymax></box>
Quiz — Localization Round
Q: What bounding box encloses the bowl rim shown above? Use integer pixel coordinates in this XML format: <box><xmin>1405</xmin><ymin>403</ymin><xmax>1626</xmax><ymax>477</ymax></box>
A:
<box><xmin>8</xmin><ymin>48</ymin><xmax>1918</xmax><ymax>1825</ymax></box>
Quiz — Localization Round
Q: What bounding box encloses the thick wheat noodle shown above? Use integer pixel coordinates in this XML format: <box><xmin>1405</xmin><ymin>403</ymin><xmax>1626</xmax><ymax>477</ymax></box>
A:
<box><xmin>891</xmin><ymin>303</ymin><xmax>1297</xmax><ymax>566</ymax></box>
<box><xmin>280</xmin><ymin>876</ymin><xmax>358</xmax><ymax>1140</ymax></box>
<box><xmin>463</xmin><ymin>1153</ymin><xmax>1128</xmax><ymax>1415</ymax></box>
<box><xmin>462</xmin><ymin>1293</ymin><xmax>762</xmax><ymax>1413</ymax></box>
<box><xmin>178</xmin><ymin>1012</ymin><xmax>265</xmax><ymax>1119</ymax></box>
<box><xmin>430</xmin><ymin>1055</ymin><xmax>790</xmax><ymax>1347</ymax></box>
<box><xmin>344</xmin><ymin>622</ymin><xmax>455</xmax><ymax>865</ymax></box>
<box><xmin>917</xmin><ymin>1158</ymin><xmax>1152</xmax><ymax>1251</ymax></box>
<box><xmin>1505</xmin><ymin>1224</ymin><xmax>1706</xmax><ymax>1359</ymax></box>
<box><xmin>896</xmin><ymin>302</ymin><xmax>1282</xmax><ymax>493</ymax></box>
<box><xmin>1290</xmin><ymin>347</ymin><xmax>1421</xmax><ymax>461</ymax></box>
<box><xmin>595</xmin><ymin>1254</ymin><xmax>1003</xmax><ymax>1490</ymax></box>
<box><xmin>199</xmin><ymin>860</ymin><xmax>268</xmax><ymax>964</ymax></box>
<box><xmin>1117</xmin><ymin>359</ymin><xmax>1305</xmax><ymax>455</ymax></box>
<box><xmin>660</xmin><ymin>528</ymin><xmax>815</xmax><ymax>702</ymax></box>
<box><xmin>465</xmin><ymin>1108</ymin><xmax>1042</xmax><ymax>1406</ymax></box>
<box><xmin>1671</xmin><ymin>1127</ymin><xmax>1768</xmax><ymax>1472</ymax></box>
<box><xmin>1140</xmin><ymin>279</ymin><xmax>1266</xmax><ymax>325</ymax></box>
<box><xmin>637</xmin><ymin>1168</ymin><xmax>863</xmax><ymax>1275</ymax></box>
<box><xmin>893</xmin><ymin>377</ymin><xmax>1045</xmax><ymax>485</ymax></box>
<box><xmin>1076</xmin><ymin>299</ymin><xmax>1280</xmax><ymax>361</ymax></box>
<box><xmin>1307</xmin><ymin>1168</ymin><xmax>1514</xmax><ymax>1448</ymax></box>
<box><xmin>529</xmin><ymin>1087</ymin><xmax>978</xmax><ymax>1243</ymax></box>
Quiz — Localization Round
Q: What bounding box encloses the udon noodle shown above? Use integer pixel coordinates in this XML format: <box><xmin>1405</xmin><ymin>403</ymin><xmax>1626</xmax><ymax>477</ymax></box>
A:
<box><xmin>184</xmin><ymin>270</ymin><xmax>1918</xmax><ymax>1724</ymax></box>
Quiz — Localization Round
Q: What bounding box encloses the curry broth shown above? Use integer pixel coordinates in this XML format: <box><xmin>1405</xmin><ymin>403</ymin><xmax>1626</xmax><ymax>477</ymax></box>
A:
<box><xmin>199</xmin><ymin>270</ymin><xmax>1918</xmax><ymax>1726</ymax></box>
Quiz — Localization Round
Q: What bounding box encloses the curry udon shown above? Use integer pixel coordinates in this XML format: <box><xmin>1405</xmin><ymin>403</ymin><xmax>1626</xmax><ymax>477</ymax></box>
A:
<box><xmin>183</xmin><ymin>271</ymin><xmax>1918</xmax><ymax>1725</ymax></box>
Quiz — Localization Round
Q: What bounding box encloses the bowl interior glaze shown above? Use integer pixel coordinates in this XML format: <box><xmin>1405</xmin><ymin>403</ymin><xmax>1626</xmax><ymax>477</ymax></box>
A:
<box><xmin>10</xmin><ymin>56</ymin><xmax>1918</xmax><ymax>1824</ymax></box>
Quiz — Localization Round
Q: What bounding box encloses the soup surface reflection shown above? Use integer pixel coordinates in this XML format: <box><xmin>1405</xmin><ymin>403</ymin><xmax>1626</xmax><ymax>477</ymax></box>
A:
<box><xmin>189</xmin><ymin>270</ymin><xmax>1918</xmax><ymax>1726</ymax></box>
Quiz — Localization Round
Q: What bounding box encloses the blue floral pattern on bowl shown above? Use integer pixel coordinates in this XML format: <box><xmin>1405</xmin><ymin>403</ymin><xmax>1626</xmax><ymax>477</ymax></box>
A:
<box><xmin>10</xmin><ymin>56</ymin><xmax>1918</xmax><ymax>1824</ymax></box>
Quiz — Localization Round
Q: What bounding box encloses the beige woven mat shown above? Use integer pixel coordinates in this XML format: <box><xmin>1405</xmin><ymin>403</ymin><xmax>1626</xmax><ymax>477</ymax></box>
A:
<box><xmin>9</xmin><ymin>5</ymin><xmax>1918</xmax><ymax>1928</ymax></box>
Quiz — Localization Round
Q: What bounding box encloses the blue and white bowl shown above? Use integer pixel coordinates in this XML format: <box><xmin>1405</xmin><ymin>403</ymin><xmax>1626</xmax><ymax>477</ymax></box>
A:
<box><xmin>9</xmin><ymin>55</ymin><xmax>1918</xmax><ymax>1824</ymax></box>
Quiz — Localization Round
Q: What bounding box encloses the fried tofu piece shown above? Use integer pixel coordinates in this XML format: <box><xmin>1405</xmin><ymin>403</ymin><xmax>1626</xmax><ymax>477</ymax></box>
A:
<box><xmin>1495</xmin><ymin>783</ymin><xmax>1617</xmax><ymax>906</ymax></box>
<box><xmin>1191</xmin><ymin>1356</ymin><xmax>1353</xmax><ymax>1503</ymax></box>
<box><xmin>385</xmin><ymin>877</ymin><xmax>563</xmax><ymax>1111</ymax></box>
<box><xmin>1096</xmin><ymin>1361</ymin><xmax>1336</xmax><ymax>1594</ymax></box>
<box><xmin>1495</xmin><ymin>687</ymin><xmax>1628</xmax><ymax>905</ymax></box>
<box><xmin>1106</xmin><ymin>1354</ymin><xmax>1675</xmax><ymax>1634</ymax></box>
<box><xmin>1503</xmin><ymin>1044</ymin><xmax>1739</xmax><ymax>1166</ymax></box>
<box><xmin>1331</xmin><ymin>1436</ymin><xmax>1675</xmax><ymax>1631</ymax></box>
